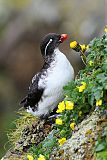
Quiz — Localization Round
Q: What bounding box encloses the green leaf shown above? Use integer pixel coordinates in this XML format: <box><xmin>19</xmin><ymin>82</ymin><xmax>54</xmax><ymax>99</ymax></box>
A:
<box><xmin>102</xmin><ymin>61</ymin><xmax>107</xmax><ymax>71</ymax></box>
<box><xmin>43</xmin><ymin>137</ymin><xmax>57</xmax><ymax>148</ymax></box>
<box><xmin>96</xmin><ymin>73</ymin><xmax>107</xmax><ymax>83</ymax></box>
<box><xmin>88</xmin><ymin>94</ymin><xmax>94</xmax><ymax>106</ymax></box>
<box><xmin>96</xmin><ymin>151</ymin><xmax>107</xmax><ymax>160</ymax></box>
<box><xmin>95</xmin><ymin>143</ymin><xmax>106</xmax><ymax>152</ymax></box>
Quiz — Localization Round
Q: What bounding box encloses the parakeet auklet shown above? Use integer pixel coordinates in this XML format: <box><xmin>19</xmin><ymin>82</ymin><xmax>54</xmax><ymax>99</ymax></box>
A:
<box><xmin>20</xmin><ymin>33</ymin><xmax>74</xmax><ymax>117</ymax></box>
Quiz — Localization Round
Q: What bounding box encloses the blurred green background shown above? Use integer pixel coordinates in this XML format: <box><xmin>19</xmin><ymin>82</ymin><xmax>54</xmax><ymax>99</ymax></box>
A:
<box><xmin>0</xmin><ymin>0</ymin><xmax>106</xmax><ymax>158</ymax></box>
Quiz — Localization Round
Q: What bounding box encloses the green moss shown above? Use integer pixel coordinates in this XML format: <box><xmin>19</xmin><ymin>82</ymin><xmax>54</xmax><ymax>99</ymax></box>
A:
<box><xmin>7</xmin><ymin>111</ymin><xmax>38</xmax><ymax>148</ymax></box>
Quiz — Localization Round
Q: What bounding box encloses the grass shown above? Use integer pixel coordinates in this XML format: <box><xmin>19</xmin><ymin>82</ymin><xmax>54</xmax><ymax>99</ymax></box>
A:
<box><xmin>7</xmin><ymin>111</ymin><xmax>38</xmax><ymax>148</ymax></box>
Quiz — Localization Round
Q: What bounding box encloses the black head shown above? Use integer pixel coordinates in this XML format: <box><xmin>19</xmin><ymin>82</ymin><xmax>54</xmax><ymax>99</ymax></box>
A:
<box><xmin>40</xmin><ymin>33</ymin><xmax>68</xmax><ymax>57</ymax></box>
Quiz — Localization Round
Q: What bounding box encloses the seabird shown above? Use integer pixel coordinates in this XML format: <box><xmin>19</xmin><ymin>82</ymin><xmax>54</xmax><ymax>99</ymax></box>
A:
<box><xmin>20</xmin><ymin>33</ymin><xmax>74</xmax><ymax>117</ymax></box>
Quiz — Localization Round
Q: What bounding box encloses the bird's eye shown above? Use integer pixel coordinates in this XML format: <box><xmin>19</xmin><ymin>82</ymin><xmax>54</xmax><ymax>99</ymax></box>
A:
<box><xmin>49</xmin><ymin>38</ymin><xmax>53</xmax><ymax>42</ymax></box>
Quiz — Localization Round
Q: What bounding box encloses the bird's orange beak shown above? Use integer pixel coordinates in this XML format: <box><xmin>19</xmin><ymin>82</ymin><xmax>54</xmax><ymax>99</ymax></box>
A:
<box><xmin>60</xmin><ymin>34</ymin><xmax>68</xmax><ymax>43</ymax></box>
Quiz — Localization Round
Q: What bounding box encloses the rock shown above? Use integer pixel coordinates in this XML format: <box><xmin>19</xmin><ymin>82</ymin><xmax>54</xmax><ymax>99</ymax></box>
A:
<box><xmin>50</xmin><ymin>109</ymin><xmax>106</xmax><ymax>160</ymax></box>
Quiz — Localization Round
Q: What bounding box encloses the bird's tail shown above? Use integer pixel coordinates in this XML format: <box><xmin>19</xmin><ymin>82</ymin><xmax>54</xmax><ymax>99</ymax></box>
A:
<box><xmin>20</xmin><ymin>96</ymin><xmax>28</xmax><ymax>108</ymax></box>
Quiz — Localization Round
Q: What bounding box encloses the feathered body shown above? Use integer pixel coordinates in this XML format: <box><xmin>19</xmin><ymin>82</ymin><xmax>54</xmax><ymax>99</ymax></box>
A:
<box><xmin>20</xmin><ymin>33</ymin><xmax>74</xmax><ymax>117</ymax></box>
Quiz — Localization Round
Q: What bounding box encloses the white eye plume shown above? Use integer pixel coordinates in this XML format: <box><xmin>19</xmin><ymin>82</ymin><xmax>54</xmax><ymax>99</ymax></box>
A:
<box><xmin>45</xmin><ymin>38</ymin><xmax>53</xmax><ymax>56</ymax></box>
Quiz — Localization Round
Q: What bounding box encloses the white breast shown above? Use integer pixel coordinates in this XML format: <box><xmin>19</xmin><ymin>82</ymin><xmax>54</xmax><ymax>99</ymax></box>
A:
<box><xmin>27</xmin><ymin>48</ymin><xmax>74</xmax><ymax>116</ymax></box>
<box><xmin>44</xmin><ymin>49</ymin><xmax>74</xmax><ymax>91</ymax></box>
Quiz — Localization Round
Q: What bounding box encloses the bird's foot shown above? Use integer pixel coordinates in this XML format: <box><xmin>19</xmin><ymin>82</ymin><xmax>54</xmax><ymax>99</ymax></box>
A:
<box><xmin>47</xmin><ymin>114</ymin><xmax>61</xmax><ymax>124</ymax></box>
<box><xmin>48</xmin><ymin>114</ymin><xmax>60</xmax><ymax>119</ymax></box>
<box><xmin>40</xmin><ymin>113</ymin><xmax>60</xmax><ymax>124</ymax></box>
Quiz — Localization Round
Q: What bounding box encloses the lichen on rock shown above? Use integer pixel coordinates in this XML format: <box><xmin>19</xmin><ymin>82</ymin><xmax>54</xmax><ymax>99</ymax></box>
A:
<box><xmin>50</xmin><ymin>109</ymin><xmax>107</xmax><ymax>160</ymax></box>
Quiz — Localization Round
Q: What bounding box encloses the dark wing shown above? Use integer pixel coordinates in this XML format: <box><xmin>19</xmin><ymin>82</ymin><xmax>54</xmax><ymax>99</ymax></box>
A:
<box><xmin>20</xmin><ymin>74</ymin><xmax>44</xmax><ymax>109</ymax></box>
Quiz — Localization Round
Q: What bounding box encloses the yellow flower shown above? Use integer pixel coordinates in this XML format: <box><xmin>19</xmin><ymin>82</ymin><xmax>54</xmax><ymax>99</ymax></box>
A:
<box><xmin>27</xmin><ymin>155</ymin><xmax>34</xmax><ymax>160</ymax></box>
<box><xmin>77</xmin><ymin>82</ymin><xmax>86</xmax><ymax>92</ymax></box>
<box><xmin>58</xmin><ymin>137</ymin><xmax>66</xmax><ymax>146</ymax></box>
<box><xmin>96</xmin><ymin>99</ymin><xmax>102</xmax><ymax>106</ymax></box>
<box><xmin>70</xmin><ymin>122</ymin><xmax>75</xmax><ymax>130</ymax></box>
<box><xmin>37</xmin><ymin>154</ymin><xmax>46</xmax><ymax>160</ymax></box>
<box><xmin>79</xmin><ymin>111</ymin><xmax>82</xmax><ymax>117</ymax></box>
<box><xmin>81</xmin><ymin>82</ymin><xmax>86</xmax><ymax>86</ymax></box>
<box><xmin>56</xmin><ymin>101</ymin><xmax>65</xmax><ymax>113</ymax></box>
<box><xmin>104</xmin><ymin>27</ymin><xmax>107</xmax><ymax>33</ymax></box>
<box><xmin>86</xmin><ymin>45</ymin><xmax>89</xmax><ymax>50</ymax></box>
<box><xmin>70</xmin><ymin>41</ymin><xmax>78</xmax><ymax>49</ymax></box>
<box><xmin>89</xmin><ymin>60</ymin><xmax>93</xmax><ymax>66</ymax></box>
<box><xmin>80</xmin><ymin>44</ymin><xmax>86</xmax><ymax>52</ymax></box>
<box><xmin>55</xmin><ymin>118</ymin><xmax>63</xmax><ymax>125</ymax></box>
<box><xmin>77</xmin><ymin>86</ymin><xmax>84</xmax><ymax>92</ymax></box>
<box><xmin>65</xmin><ymin>101</ymin><xmax>74</xmax><ymax>110</ymax></box>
